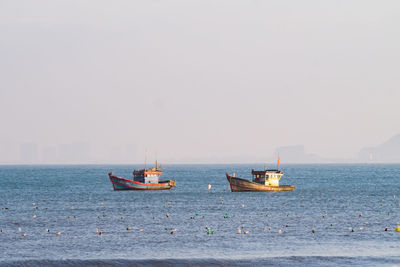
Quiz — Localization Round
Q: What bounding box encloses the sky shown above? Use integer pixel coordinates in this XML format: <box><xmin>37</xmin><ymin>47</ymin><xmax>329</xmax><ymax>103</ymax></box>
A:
<box><xmin>0</xmin><ymin>0</ymin><xmax>399</xmax><ymax>164</ymax></box>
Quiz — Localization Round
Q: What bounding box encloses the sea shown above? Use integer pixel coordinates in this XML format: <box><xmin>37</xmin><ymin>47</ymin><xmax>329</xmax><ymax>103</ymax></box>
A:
<box><xmin>0</xmin><ymin>164</ymin><xmax>400</xmax><ymax>266</ymax></box>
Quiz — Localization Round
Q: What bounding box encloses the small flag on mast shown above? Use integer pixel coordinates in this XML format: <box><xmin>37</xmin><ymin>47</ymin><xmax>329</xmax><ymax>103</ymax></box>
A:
<box><xmin>277</xmin><ymin>156</ymin><xmax>280</xmax><ymax>166</ymax></box>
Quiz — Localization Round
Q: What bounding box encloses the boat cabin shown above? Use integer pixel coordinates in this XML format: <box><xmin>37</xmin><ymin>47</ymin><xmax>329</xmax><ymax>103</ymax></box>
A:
<box><xmin>133</xmin><ymin>162</ymin><xmax>163</xmax><ymax>184</ymax></box>
<box><xmin>252</xmin><ymin>169</ymin><xmax>283</xmax><ymax>186</ymax></box>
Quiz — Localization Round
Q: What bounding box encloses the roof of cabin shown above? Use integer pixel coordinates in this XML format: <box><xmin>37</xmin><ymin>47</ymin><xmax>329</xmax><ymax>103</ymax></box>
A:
<box><xmin>133</xmin><ymin>168</ymin><xmax>162</xmax><ymax>175</ymax></box>
<box><xmin>252</xmin><ymin>169</ymin><xmax>282</xmax><ymax>175</ymax></box>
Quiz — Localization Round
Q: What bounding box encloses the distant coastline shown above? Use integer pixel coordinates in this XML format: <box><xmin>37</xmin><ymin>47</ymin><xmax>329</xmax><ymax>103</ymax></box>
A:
<box><xmin>1</xmin><ymin>134</ymin><xmax>399</xmax><ymax>165</ymax></box>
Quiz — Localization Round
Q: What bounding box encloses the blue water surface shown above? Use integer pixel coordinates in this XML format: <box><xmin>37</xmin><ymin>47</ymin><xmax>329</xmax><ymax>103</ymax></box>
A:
<box><xmin>0</xmin><ymin>164</ymin><xmax>400</xmax><ymax>266</ymax></box>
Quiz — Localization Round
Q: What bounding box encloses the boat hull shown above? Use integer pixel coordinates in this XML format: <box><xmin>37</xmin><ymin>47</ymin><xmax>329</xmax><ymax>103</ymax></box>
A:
<box><xmin>109</xmin><ymin>173</ymin><xmax>176</xmax><ymax>191</ymax></box>
<box><xmin>226</xmin><ymin>173</ymin><xmax>295</xmax><ymax>192</ymax></box>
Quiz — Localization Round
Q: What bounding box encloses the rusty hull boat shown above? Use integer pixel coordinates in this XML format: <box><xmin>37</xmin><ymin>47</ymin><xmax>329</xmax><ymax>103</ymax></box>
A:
<box><xmin>109</xmin><ymin>162</ymin><xmax>176</xmax><ymax>191</ymax></box>
<box><xmin>226</xmin><ymin>169</ymin><xmax>295</xmax><ymax>192</ymax></box>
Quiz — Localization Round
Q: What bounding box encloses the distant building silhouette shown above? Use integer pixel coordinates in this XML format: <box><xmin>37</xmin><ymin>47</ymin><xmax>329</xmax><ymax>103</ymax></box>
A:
<box><xmin>125</xmin><ymin>144</ymin><xmax>138</xmax><ymax>163</ymax></box>
<box><xmin>109</xmin><ymin>146</ymin><xmax>122</xmax><ymax>162</ymax></box>
<box><xmin>20</xmin><ymin>143</ymin><xmax>38</xmax><ymax>163</ymax></box>
<box><xmin>0</xmin><ymin>143</ymin><xmax>18</xmax><ymax>163</ymax></box>
<box><xmin>59</xmin><ymin>142</ymin><xmax>91</xmax><ymax>163</ymax></box>
<box><xmin>42</xmin><ymin>146</ymin><xmax>58</xmax><ymax>163</ymax></box>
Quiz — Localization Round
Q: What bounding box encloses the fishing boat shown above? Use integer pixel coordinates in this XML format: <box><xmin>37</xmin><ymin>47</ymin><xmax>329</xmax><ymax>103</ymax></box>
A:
<box><xmin>108</xmin><ymin>161</ymin><xmax>176</xmax><ymax>190</ymax></box>
<box><xmin>226</xmin><ymin>170</ymin><xmax>295</xmax><ymax>192</ymax></box>
<box><xmin>225</xmin><ymin>157</ymin><xmax>295</xmax><ymax>192</ymax></box>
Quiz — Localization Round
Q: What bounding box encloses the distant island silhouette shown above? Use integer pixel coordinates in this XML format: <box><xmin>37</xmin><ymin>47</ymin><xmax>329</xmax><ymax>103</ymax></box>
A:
<box><xmin>359</xmin><ymin>134</ymin><xmax>400</xmax><ymax>163</ymax></box>
<box><xmin>274</xmin><ymin>134</ymin><xmax>400</xmax><ymax>163</ymax></box>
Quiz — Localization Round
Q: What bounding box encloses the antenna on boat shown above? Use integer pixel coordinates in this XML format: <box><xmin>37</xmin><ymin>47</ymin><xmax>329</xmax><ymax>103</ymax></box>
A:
<box><xmin>145</xmin><ymin>149</ymin><xmax>147</xmax><ymax>169</ymax></box>
<box><xmin>155</xmin><ymin>150</ymin><xmax>158</xmax><ymax>169</ymax></box>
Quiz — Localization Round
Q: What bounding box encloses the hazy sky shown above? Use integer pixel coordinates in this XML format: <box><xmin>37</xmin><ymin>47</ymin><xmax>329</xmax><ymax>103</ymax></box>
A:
<box><xmin>1</xmin><ymin>0</ymin><xmax>399</xmax><ymax>163</ymax></box>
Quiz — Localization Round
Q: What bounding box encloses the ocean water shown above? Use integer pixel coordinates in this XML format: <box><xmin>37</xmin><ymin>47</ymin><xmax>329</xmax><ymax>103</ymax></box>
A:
<box><xmin>0</xmin><ymin>164</ymin><xmax>400</xmax><ymax>266</ymax></box>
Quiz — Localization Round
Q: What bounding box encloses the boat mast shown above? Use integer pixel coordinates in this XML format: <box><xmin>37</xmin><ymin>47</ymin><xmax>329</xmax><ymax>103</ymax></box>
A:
<box><xmin>277</xmin><ymin>155</ymin><xmax>280</xmax><ymax>170</ymax></box>
<box><xmin>145</xmin><ymin>149</ymin><xmax>147</xmax><ymax>170</ymax></box>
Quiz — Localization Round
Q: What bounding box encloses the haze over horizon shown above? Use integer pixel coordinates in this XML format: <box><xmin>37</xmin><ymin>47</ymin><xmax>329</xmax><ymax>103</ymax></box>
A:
<box><xmin>1</xmin><ymin>1</ymin><xmax>400</xmax><ymax>164</ymax></box>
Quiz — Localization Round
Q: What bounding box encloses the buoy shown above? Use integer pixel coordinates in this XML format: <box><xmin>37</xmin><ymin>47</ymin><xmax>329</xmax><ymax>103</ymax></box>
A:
<box><xmin>278</xmin><ymin>229</ymin><xmax>283</xmax><ymax>234</ymax></box>
<box><xmin>244</xmin><ymin>231</ymin><xmax>249</xmax><ymax>235</ymax></box>
<box><xmin>208</xmin><ymin>184</ymin><xmax>211</xmax><ymax>190</ymax></box>
<box><xmin>395</xmin><ymin>226</ymin><xmax>400</xmax><ymax>232</ymax></box>
<box><xmin>166</xmin><ymin>213</ymin><xmax>170</xmax><ymax>218</ymax></box>
<box><xmin>56</xmin><ymin>232</ymin><xmax>61</xmax><ymax>236</ymax></box>
<box><xmin>33</xmin><ymin>215</ymin><xmax>37</xmax><ymax>219</ymax></box>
